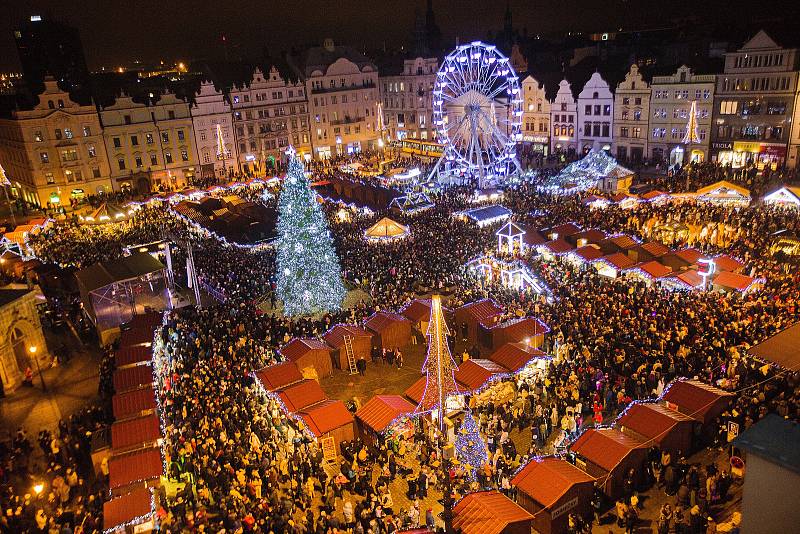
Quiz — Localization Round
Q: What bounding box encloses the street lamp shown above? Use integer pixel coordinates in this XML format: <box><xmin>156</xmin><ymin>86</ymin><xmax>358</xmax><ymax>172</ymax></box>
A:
<box><xmin>29</xmin><ymin>345</ymin><xmax>46</xmax><ymax>392</ymax></box>
<box><xmin>33</xmin><ymin>483</ymin><xmax>44</xmax><ymax>496</ymax></box>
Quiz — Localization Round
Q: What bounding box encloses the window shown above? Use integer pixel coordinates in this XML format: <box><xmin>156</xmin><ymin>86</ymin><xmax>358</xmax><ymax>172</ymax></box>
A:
<box><xmin>118</xmin><ymin>158</ymin><xmax>126</xmax><ymax>170</ymax></box>
<box><xmin>767</xmin><ymin>101</ymin><xmax>787</xmax><ymax>115</ymax></box>
<box><xmin>48</xmin><ymin>100</ymin><xmax>54</xmax><ymax>109</ymax></box>
<box><xmin>234</xmin><ymin>96</ymin><xmax>240</xmax><ymax>103</ymax></box>
<box><xmin>584</xmin><ymin>122</ymin><xmax>591</xmax><ymax>136</ymax></box>
<box><xmin>146</xmin><ymin>133</ymin><xmax>154</xmax><ymax>144</ymax></box>
<box><xmin>633</xmin><ymin>110</ymin><xmax>641</xmax><ymax>121</ymax></box>
<box><xmin>177</xmin><ymin>130</ymin><xmax>185</xmax><ymax>141</ymax></box>
<box><xmin>34</xmin><ymin>130</ymin><xmax>43</xmax><ymax>142</ymax></box>
<box><xmin>199</xmin><ymin>130</ymin><xmax>206</xmax><ymax>141</ymax></box>
<box><xmin>603</xmin><ymin>105</ymin><xmax>611</xmax><ymax>115</ymax></box>
<box><xmin>65</xmin><ymin>169</ymin><xmax>73</xmax><ymax>182</ymax></box>
<box><xmin>131</xmin><ymin>135</ymin><xmax>139</xmax><ymax>146</ymax></box>
<box><xmin>61</xmin><ymin>149</ymin><xmax>78</xmax><ymax>162</ymax></box>
<box><xmin>593</xmin><ymin>123</ymin><xmax>601</xmax><ymax>137</ymax></box>
<box><xmin>113</xmin><ymin>137</ymin><xmax>121</xmax><ymax>148</ymax></box>
<box><xmin>632</xmin><ymin>127</ymin><xmax>641</xmax><ymax>138</ymax></box>
<box><xmin>135</xmin><ymin>156</ymin><xmax>143</xmax><ymax>168</ymax></box>
<box><xmin>181</xmin><ymin>149</ymin><xmax>189</xmax><ymax>161</ymax></box>
<box><xmin>40</xmin><ymin>152</ymin><xmax>49</xmax><ymax>164</ymax></box>
<box><xmin>93</xmin><ymin>168</ymin><xmax>101</xmax><ymax>178</ymax></box>
<box><xmin>161</xmin><ymin>132</ymin><xmax>169</xmax><ymax>143</ymax></box>
<box><xmin>720</xmin><ymin>101</ymin><xmax>737</xmax><ymax>115</ymax></box>
<box><xmin>88</xmin><ymin>145</ymin><xmax>96</xmax><ymax>158</ymax></box>
<box><xmin>45</xmin><ymin>172</ymin><xmax>54</xmax><ymax>184</ymax></box>
<box><xmin>622</xmin><ymin>97</ymin><xmax>630</xmax><ymax>105</ymax></box>
<box><xmin>585</xmin><ymin>105</ymin><xmax>592</xmax><ymax>115</ymax></box>
<box><xmin>124</xmin><ymin>115</ymin><xmax>132</xmax><ymax>124</ymax></box>
<box><xmin>671</xmin><ymin>128</ymin><xmax>679</xmax><ymax>139</ymax></box>
<box><xmin>164</xmin><ymin>151</ymin><xmax>173</xmax><ymax>164</ymax></box>
<box><xmin>620</xmin><ymin>127</ymin><xmax>629</xmax><ymax>137</ymax></box>
<box><xmin>594</xmin><ymin>105</ymin><xmax>601</xmax><ymax>115</ymax></box>
<box><xmin>634</xmin><ymin>97</ymin><xmax>642</xmax><ymax>105</ymax></box>
<box><xmin>55</xmin><ymin>128</ymin><xmax>63</xmax><ymax>140</ymax></box>
<box><xmin>58</xmin><ymin>99</ymin><xmax>64</xmax><ymax>108</ymax></box>
<box><xmin>83</xmin><ymin>126</ymin><xmax>91</xmax><ymax>136</ymax></box>
<box><xmin>64</xmin><ymin>128</ymin><xmax>73</xmax><ymax>139</ymax></box>
<box><xmin>602</xmin><ymin>124</ymin><xmax>609</xmax><ymax>137</ymax></box>
<box><xmin>150</xmin><ymin>154</ymin><xmax>158</xmax><ymax>165</ymax></box>
<box><xmin>168</xmin><ymin>110</ymin><xmax>176</xmax><ymax>120</ymax></box>
<box><xmin>203</xmin><ymin>152</ymin><xmax>211</xmax><ymax>164</ymax></box>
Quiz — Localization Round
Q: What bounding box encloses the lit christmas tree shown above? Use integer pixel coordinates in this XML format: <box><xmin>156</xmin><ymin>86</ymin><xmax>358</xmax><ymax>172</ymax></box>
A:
<box><xmin>276</xmin><ymin>148</ymin><xmax>346</xmax><ymax>316</ymax></box>
<box><xmin>682</xmin><ymin>100</ymin><xmax>701</xmax><ymax>145</ymax></box>
<box><xmin>454</xmin><ymin>411</ymin><xmax>488</xmax><ymax>479</ymax></box>
<box><xmin>415</xmin><ymin>295</ymin><xmax>460</xmax><ymax>421</ymax></box>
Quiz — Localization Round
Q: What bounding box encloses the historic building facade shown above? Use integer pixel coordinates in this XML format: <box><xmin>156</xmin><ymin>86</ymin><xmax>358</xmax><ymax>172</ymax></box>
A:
<box><xmin>379</xmin><ymin>56</ymin><xmax>438</xmax><ymax>142</ymax></box>
<box><xmin>0</xmin><ymin>289</ymin><xmax>50</xmax><ymax>391</ymax></box>
<box><xmin>577</xmin><ymin>72</ymin><xmax>614</xmax><ymax>153</ymax></box>
<box><xmin>550</xmin><ymin>79</ymin><xmax>578</xmax><ymax>156</ymax></box>
<box><xmin>191</xmin><ymin>80</ymin><xmax>238</xmax><ymax>181</ymax></box>
<box><xmin>711</xmin><ymin>31</ymin><xmax>800</xmax><ymax>170</ymax></box>
<box><xmin>649</xmin><ymin>65</ymin><xmax>715</xmax><ymax>166</ymax></box>
<box><xmin>613</xmin><ymin>64</ymin><xmax>650</xmax><ymax>163</ymax></box>
<box><xmin>521</xmin><ymin>75</ymin><xmax>551</xmax><ymax>155</ymax></box>
<box><xmin>0</xmin><ymin>78</ymin><xmax>111</xmax><ymax>206</ymax></box>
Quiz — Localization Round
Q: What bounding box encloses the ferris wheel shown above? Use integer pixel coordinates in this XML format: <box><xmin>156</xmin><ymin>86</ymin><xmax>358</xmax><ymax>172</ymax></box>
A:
<box><xmin>431</xmin><ymin>41</ymin><xmax>523</xmax><ymax>186</ymax></box>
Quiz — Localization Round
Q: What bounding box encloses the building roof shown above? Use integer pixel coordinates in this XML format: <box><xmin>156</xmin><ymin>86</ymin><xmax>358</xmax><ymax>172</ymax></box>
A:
<box><xmin>570</xmin><ymin>428</ymin><xmax>647</xmax><ymax>472</ymax></box>
<box><xmin>298</xmin><ymin>399</ymin><xmax>354</xmax><ymax>437</ymax></box>
<box><xmin>748</xmin><ymin>322</ymin><xmax>800</xmax><ymax>371</ymax></box>
<box><xmin>713</xmin><ymin>271</ymin><xmax>757</xmax><ymax>292</ymax></box>
<box><xmin>455</xmin><ymin>359</ymin><xmax>509</xmax><ymax>391</ymax></box>
<box><xmin>404</xmin><ymin>375</ymin><xmax>427</xmax><ymax>404</ymax></box>
<box><xmin>111</xmin><ymin>413</ymin><xmax>161</xmax><ymax>450</ymax></box>
<box><xmin>0</xmin><ymin>288</ymin><xmax>32</xmax><ymax>308</ymax></box>
<box><xmin>112</xmin><ymin>386</ymin><xmax>156</xmax><ymax>420</ymax></box>
<box><xmin>365</xmin><ymin>217</ymin><xmax>409</xmax><ymax>239</ymax></box>
<box><xmin>638</xmin><ymin>241</ymin><xmax>671</xmax><ymax>258</ymax></box>
<box><xmin>75</xmin><ymin>252</ymin><xmax>165</xmax><ymax>292</ymax></box>
<box><xmin>545</xmin><ymin>222</ymin><xmax>582</xmax><ymax>238</ymax></box>
<box><xmin>323</xmin><ymin>324</ymin><xmax>373</xmax><ymax>348</ymax></box>
<box><xmin>355</xmin><ymin>395</ymin><xmax>415</xmax><ymax>434</ymax></box>
<box><xmin>713</xmin><ymin>254</ymin><xmax>745</xmax><ymax>273</ymax></box>
<box><xmin>299</xmin><ymin>42</ymin><xmax>377</xmax><ymax>77</ymax></box>
<box><xmin>109</xmin><ymin>446</ymin><xmax>163</xmax><ymax>490</ymax></box>
<box><xmin>113</xmin><ymin>364</ymin><xmax>154</xmax><ymax>394</ymax></box>
<box><xmin>661</xmin><ymin>379</ymin><xmax>733</xmax><ymax>420</ymax></box>
<box><xmin>512</xmin><ymin>457</ymin><xmax>595</xmax><ymax>508</ymax></box>
<box><xmin>103</xmin><ymin>487</ymin><xmax>154</xmax><ymax>532</ymax></box>
<box><xmin>254</xmin><ymin>361</ymin><xmax>303</xmax><ymax>391</ymax></box>
<box><xmin>491</xmin><ymin>316</ymin><xmax>550</xmax><ymax>342</ymax></box>
<box><xmin>605</xmin><ymin>235</ymin><xmax>639</xmax><ymax>250</ymax></box>
<box><xmin>627</xmin><ymin>260</ymin><xmax>672</xmax><ymax>279</ymax></box>
<box><xmin>364</xmin><ymin>311</ymin><xmax>410</xmax><ymax>334</ymax></box>
<box><xmin>276</xmin><ymin>379</ymin><xmax>328</xmax><ymax>412</ymax></box>
<box><xmin>544</xmin><ymin>238</ymin><xmax>575</xmax><ymax>255</ymax></box>
<box><xmin>618</xmin><ymin>403</ymin><xmax>693</xmax><ymax>444</ymax></box>
<box><xmin>115</xmin><ymin>345</ymin><xmax>152</xmax><ymax>368</ymax></box>
<box><xmin>674</xmin><ymin>248</ymin><xmax>703</xmax><ymax>265</ymax></box>
<box><xmin>732</xmin><ymin>414</ymin><xmax>800</xmax><ymax>474</ymax></box>
<box><xmin>456</xmin><ymin>299</ymin><xmax>504</xmax><ymax>324</ymax></box>
<box><xmin>280</xmin><ymin>338</ymin><xmax>331</xmax><ymax>362</ymax></box>
<box><xmin>401</xmin><ymin>298</ymin><xmax>435</xmax><ymax>323</ymax></box>
<box><xmin>461</xmin><ymin>204</ymin><xmax>512</xmax><ymax>223</ymax></box>
<box><xmin>595</xmin><ymin>252</ymin><xmax>636</xmax><ymax>270</ymax></box>
<box><xmin>571</xmin><ymin>228</ymin><xmax>607</xmax><ymax>244</ymax></box>
<box><xmin>489</xmin><ymin>342</ymin><xmax>548</xmax><ymax>373</ymax></box>
<box><xmin>452</xmin><ymin>490</ymin><xmax>533</xmax><ymax>534</ymax></box>
<box><xmin>666</xmin><ymin>270</ymin><xmax>704</xmax><ymax>290</ymax></box>
<box><xmin>496</xmin><ymin>221</ymin><xmax>526</xmax><ymax>237</ymax></box>
<box><xmin>696</xmin><ymin>180</ymin><xmax>750</xmax><ymax>198</ymax></box>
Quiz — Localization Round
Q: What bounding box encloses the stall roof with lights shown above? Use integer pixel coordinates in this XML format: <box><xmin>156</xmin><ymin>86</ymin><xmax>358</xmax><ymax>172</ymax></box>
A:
<box><xmin>365</xmin><ymin>217</ymin><xmax>409</xmax><ymax>240</ymax></box>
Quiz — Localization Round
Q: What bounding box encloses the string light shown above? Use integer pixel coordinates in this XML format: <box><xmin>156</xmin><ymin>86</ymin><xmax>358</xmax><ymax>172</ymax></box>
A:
<box><xmin>454</xmin><ymin>411</ymin><xmax>488</xmax><ymax>479</ymax></box>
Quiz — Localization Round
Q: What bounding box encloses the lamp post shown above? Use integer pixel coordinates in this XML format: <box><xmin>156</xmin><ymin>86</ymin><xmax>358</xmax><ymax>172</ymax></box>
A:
<box><xmin>29</xmin><ymin>345</ymin><xmax>46</xmax><ymax>391</ymax></box>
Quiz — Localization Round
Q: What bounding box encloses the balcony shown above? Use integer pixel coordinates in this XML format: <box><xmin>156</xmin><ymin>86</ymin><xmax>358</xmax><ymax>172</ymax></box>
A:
<box><xmin>311</xmin><ymin>81</ymin><xmax>375</xmax><ymax>94</ymax></box>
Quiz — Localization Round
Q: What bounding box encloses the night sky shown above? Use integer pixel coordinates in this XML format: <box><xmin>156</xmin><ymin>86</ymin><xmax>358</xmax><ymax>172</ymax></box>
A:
<box><xmin>1</xmin><ymin>0</ymin><xmax>796</xmax><ymax>71</ymax></box>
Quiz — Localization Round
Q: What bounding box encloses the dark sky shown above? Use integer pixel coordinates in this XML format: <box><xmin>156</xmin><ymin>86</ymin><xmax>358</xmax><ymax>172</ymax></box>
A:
<box><xmin>1</xmin><ymin>0</ymin><xmax>796</xmax><ymax>71</ymax></box>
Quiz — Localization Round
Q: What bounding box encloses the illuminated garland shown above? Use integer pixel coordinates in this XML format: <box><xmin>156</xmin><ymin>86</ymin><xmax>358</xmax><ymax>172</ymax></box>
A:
<box><xmin>454</xmin><ymin>411</ymin><xmax>488</xmax><ymax>480</ymax></box>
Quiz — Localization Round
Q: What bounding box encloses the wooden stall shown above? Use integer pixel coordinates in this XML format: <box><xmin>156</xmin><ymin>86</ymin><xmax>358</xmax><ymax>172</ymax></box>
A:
<box><xmin>454</xmin><ymin>359</ymin><xmax>509</xmax><ymax>394</ymax></box>
<box><xmin>103</xmin><ymin>487</ymin><xmax>156</xmax><ymax>534</ymax></box>
<box><xmin>452</xmin><ymin>490</ymin><xmax>533</xmax><ymax>534</ymax></box>
<box><xmin>108</xmin><ymin>446</ymin><xmax>163</xmax><ymax>496</ymax></box>
<box><xmin>355</xmin><ymin>395</ymin><xmax>416</xmax><ymax>446</ymax></box>
<box><xmin>488</xmin><ymin>342</ymin><xmax>549</xmax><ymax>374</ymax></box>
<box><xmin>112</xmin><ymin>386</ymin><xmax>156</xmax><ymax>420</ymax></box>
<box><xmin>484</xmin><ymin>316</ymin><xmax>549</xmax><ymax>350</ymax></box>
<box><xmin>454</xmin><ymin>299</ymin><xmax>503</xmax><ymax>346</ymax></box>
<box><xmin>618</xmin><ymin>402</ymin><xmax>695</xmax><ymax>456</ymax></box>
<box><xmin>401</xmin><ymin>298</ymin><xmax>453</xmax><ymax>334</ymax></box>
<box><xmin>661</xmin><ymin>379</ymin><xmax>733</xmax><ymax>441</ymax></box>
<box><xmin>298</xmin><ymin>399</ymin><xmax>356</xmax><ymax>455</ymax></box>
<box><xmin>570</xmin><ymin>428</ymin><xmax>648</xmax><ymax>499</ymax></box>
<box><xmin>275</xmin><ymin>379</ymin><xmax>328</xmax><ymax>412</ymax></box>
<box><xmin>364</xmin><ymin>311</ymin><xmax>412</xmax><ymax>349</ymax></box>
<box><xmin>323</xmin><ymin>324</ymin><xmax>373</xmax><ymax>370</ymax></box>
<box><xmin>512</xmin><ymin>457</ymin><xmax>595</xmax><ymax>534</ymax></box>
<box><xmin>253</xmin><ymin>361</ymin><xmax>303</xmax><ymax>391</ymax></box>
<box><xmin>279</xmin><ymin>338</ymin><xmax>333</xmax><ymax>379</ymax></box>
<box><xmin>111</xmin><ymin>413</ymin><xmax>162</xmax><ymax>453</ymax></box>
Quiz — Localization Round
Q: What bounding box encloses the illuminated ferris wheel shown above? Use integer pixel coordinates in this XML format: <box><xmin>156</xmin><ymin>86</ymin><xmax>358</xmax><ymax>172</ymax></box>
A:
<box><xmin>432</xmin><ymin>41</ymin><xmax>523</xmax><ymax>186</ymax></box>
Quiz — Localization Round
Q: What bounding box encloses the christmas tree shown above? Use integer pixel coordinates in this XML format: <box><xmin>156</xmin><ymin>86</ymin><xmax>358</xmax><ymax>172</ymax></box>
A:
<box><xmin>276</xmin><ymin>148</ymin><xmax>346</xmax><ymax>316</ymax></box>
<box><xmin>454</xmin><ymin>411</ymin><xmax>488</xmax><ymax>479</ymax></box>
<box><xmin>415</xmin><ymin>295</ymin><xmax>460</xmax><ymax>419</ymax></box>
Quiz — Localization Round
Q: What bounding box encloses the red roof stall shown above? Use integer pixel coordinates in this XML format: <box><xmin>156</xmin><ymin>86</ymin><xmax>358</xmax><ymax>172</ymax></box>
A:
<box><xmin>593</xmin><ymin>252</ymin><xmax>636</xmax><ymax>278</ymax></box>
<box><xmin>355</xmin><ymin>394</ymin><xmax>416</xmax><ymax>445</ymax></box>
<box><xmin>112</xmin><ymin>386</ymin><xmax>156</xmax><ymax>420</ymax></box>
<box><xmin>401</xmin><ymin>298</ymin><xmax>454</xmax><ymax>334</ymax></box>
<box><xmin>108</xmin><ymin>446</ymin><xmax>163</xmax><ymax>495</ymax></box>
<box><xmin>103</xmin><ymin>487</ymin><xmax>155</xmax><ymax>533</ymax></box>
<box><xmin>618</xmin><ymin>403</ymin><xmax>695</xmax><ymax>456</ymax></box>
<box><xmin>452</xmin><ymin>490</ymin><xmax>534</xmax><ymax>534</ymax></box>
<box><xmin>455</xmin><ymin>299</ymin><xmax>504</xmax><ymax>346</ymax></box>
<box><xmin>323</xmin><ymin>324</ymin><xmax>373</xmax><ymax>371</ymax></box>
<box><xmin>712</xmin><ymin>271</ymin><xmax>760</xmax><ymax>293</ymax></box>
<box><xmin>661</xmin><ymin>379</ymin><xmax>733</xmax><ymax>440</ymax></box>
<box><xmin>484</xmin><ymin>316</ymin><xmax>549</xmax><ymax>350</ymax></box>
<box><xmin>404</xmin><ymin>376</ymin><xmax>427</xmax><ymax>405</ymax></box>
<box><xmin>713</xmin><ymin>254</ymin><xmax>745</xmax><ymax>273</ymax></box>
<box><xmin>565</xmin><ymin>229</ymin><xmax>607</xmax><ymax>248</ymax></box>
<box><xmin>489</xmin><ymin>342</ymin><xmax>548</xmax><ymax>374</ymax></box>
<box><xmin>280</xmin><ymin>338</ymin><xmax>333</xmax><ymax>379</ymax></box>
<box><xmin>115</xmin><ymin>345</ymin><xmax>152</xmax><ymax>367</ymax></box>
<box><xmin>364</xmin><ymin>311</ymin><xmax>412</xmax><ymax>349</ymax></box>
<box><xmin>275</xmin><ymin>379</ymin><xmax>328</xmax><ymax>412</ymax></box>
<box><xmin>113</xmin><ymin>364</ymin><xmax>154</xmax><ymax>394</ymax></box>
<box><xmin>111</xmin><ymin>413</ymin><xmax>162</xmax><ymax>453</ymax></box>
<box><xmin>570</xmin><ymin>428</ymin><xmax>648</xmax><ymax>499</ymax></box>
<box><xmin>119</xmin><ymin>325</ymin><xmax>156</xmax><ymax>349</ymax></box>
<box><xmin>297</xmin><ymin>399</ymin><xmax>355</xmax><ymax>454</ymax></box>
<box><xmin>512</xmin><ymin>457</ymin><xmax>596</xmax><ymax>534</ymax></box>
<box><xmin>254</xmin><ymin>361</ymin><xmax>303</xmax><ymax>391</ymax></box>
<box><xmin>455</xmin><ymin>359</ymin><xmax>509</xmax><ymax>393</ymax></box>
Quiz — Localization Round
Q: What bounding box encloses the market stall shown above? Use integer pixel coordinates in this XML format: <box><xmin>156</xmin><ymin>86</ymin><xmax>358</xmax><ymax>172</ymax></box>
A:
<box><xmin>364</xmin><ymin>311</ymin><xmax>412</xmax><ymax>349</ymax></box>
<box><xmin>569</xmin><ymin>428</ymin><xmax>648</xmax><ymax>499</ymax></box>
<box><xmin>323</xmin><ymin>324</ymin><xmax>373</xmax><ymax>370</ymax></box>
<box><xmin>355</xmin><ymin>394</ymin><xmax>416</xmax><ymax>446</ymax></box>
<box><xmin>253</xmin><ymin>361</ymin><xmax>304</xmax><ymax>391</ymax></box>
<box><xmin>279</xmin><ymin>338</ymin><xmax>334</xmax><ymax>379</ymax></box>
<box><xmin>454</xmin><ymin>299</ymin><xmax>504</xmax><ymax>346</ymax></box>
<box><xmin>488</xmin><ymin>342</ymin><xmax>549</xmax><ymax>375</ymax></box>
<box><xmin>483</xmin><ymin>316</ymin><xmax>549</xmax><ymax>351</ymax></box>
<box><xmin>275</xmin><ymin>379</ymin><xmax>328</xmax><ymax>412</ymax></box>
<box><xmin>661</xmin><ymin>379</ymin><xmax>733</xmax><ymax>440</ymax></box>
<box><xmin>452</xmin><ymin>490</ymin><xmax>533</xmax><ymax>534</ymax></box>
<box><xmin>108</xmin><ymin>446</ymin><xmax>163</xmax><ymax>496</ymax></box>
<box><xmin>617</xmin><ymin>402</ymin><xmax>695</xmax><ymax>455</ymax></box>
<box><xmin>364</xmin><ymin>217</ymin><xmax>409</xmax><ymax>241</ymax></box>
<box><xmin>297</xmin><ymin>399</ymin><xmax>355</xmax><ymax>455</ymax></box>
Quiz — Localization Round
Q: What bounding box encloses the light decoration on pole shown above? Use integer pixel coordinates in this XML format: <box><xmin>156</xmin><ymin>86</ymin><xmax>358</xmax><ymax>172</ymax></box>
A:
<box><xmin>215</xmin><ymin>123</ymin><xmax>229</xmax><ymax>160</ymax></box>
<box><xmin>697</xmin><ymin>257</ymin><xmax>716</xmax><ymax>290</ymax></box>
<box><xmin>276</xmin><ymin>147</ymin><xmax>346</xmax><ymax>316</ymax></box>
<box><xmin>454</xmin><ymin>410</ymin><xmax>488</xmax><ymax>480</ymax></box>
<box><xmin>414</xmin><ymin>294</ymin><xmax>460</xmax><ymax>428</ymax></box>
<box><xmin>682</xmin><ymin>100</ymin><xmax>701</xmax><ymax>145</ymax></box>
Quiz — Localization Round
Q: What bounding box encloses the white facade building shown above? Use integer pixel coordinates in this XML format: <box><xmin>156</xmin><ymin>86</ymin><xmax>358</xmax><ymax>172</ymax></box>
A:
<box><xmin>521</xmin><ymin>75</ymin><xmax>550</xmax><ymax>155</ymax></box>
<box><xmin>613</xmin><ymin>64</ymin><xmax>650</xmax><ymax>163</ymax></box>
<box><xmin>577</xmin><ymin>72</ymin><xmax>614</xmax><ymax>154</ymax></box>
<box><xmin>191</xmin><ymin>80</ymin><xmax>238</xmax><ymax>181</ymax></box>
<box><xmin>550</xmin><ymin>79</ymin><xmax>578</xmax><ymax>156</ymax></box>
<box><xmin>379</xmin><ymin>56</ymin><xmax>438</xmax><ymax>142</ymax></box>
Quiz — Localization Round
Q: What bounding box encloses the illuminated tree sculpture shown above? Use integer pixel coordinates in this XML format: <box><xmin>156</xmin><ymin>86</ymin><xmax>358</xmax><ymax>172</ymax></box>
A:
<box><xmin>454</xmin><ymin>411</ymin><xmax>488</xmax><ymax>479</ymax></box>
<box><xmin>682</xmin><ymin>100</ymin><xmax>701</xmax><ymax>145</ymax></box>
<box><xmin>276</xmin><ymin>148</ymin><xmax>346</xmax><ymax>316</ymax></box>
<box><xmin>415</xmin><ymin>295</ymin><xmax>460</xmax><ymax>428</ymax></box>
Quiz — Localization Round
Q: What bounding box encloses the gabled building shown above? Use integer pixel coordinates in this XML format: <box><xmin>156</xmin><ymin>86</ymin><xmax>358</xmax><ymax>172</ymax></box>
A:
<box><xmin>577</xmin><ymin>72</ymin><xmax>614</xmax><ymax>154</ymax></box>
<box><xmin>614</xmin><ymin>64</ymin><xmax>650</xmax><ymax>163</ymax></box>
<box><xmin>550</xmin><ymin>79</ymin><xmax>577</xmax><ymax>156</ymax></box>
<box><xmin>0</xmin><ymin>78</ymin><xmax>111</xmax><ymax>206</ymax></box>
<box><xmin>521</xmin><ymin>75</ymin><xmax>550</xmax><ymax>155</ymax></box>
<box><xmin>379</xmin><ymin>56</ymin><xmax>438</xmax><ymax>142</ymax></box>
<box><xmin>191</xmin><ymin>80</ymin><xmax>238</xmax><ymax>181</ymax></box>
<box><xmin>711</xmin><ymin>30</ymin><xmax>800</xmax><ymax>170</ymax></box>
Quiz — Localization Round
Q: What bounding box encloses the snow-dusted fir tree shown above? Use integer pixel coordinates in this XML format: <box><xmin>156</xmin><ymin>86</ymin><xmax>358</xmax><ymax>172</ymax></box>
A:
<box><xmin>275</xmin><ymin>148</ymin><xmax>346</xmax><ymax>315</ymax></box>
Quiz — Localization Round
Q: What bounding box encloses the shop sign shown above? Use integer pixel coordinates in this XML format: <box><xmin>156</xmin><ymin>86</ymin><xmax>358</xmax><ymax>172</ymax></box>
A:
<box><xmin>761</xmin><ymin>144</ymin><xmax>786</xmax><ymax>157</ymax></box>
<box><xmin>733</xmin><ymin>141</ymin><xmax>761</xmax><ymax>153</ymax></box>
<box><xmin>551</xmin><ymin>497</ymin><xmax>579</xmax><ymax>519</ymax></box>
<box><xmin>523</xmin><ymin>135</ymin><xmax>549</xmax><ymax>144</ymax></box>
<box><xmin>727</xmin><ymin>421</ymin><xmax>739</xmax><ymax>442</ymax></box>
<box><xmin>712</xmin><ymin>142</ymin><xmax>732</xmax><ymax>151</ymax></box>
